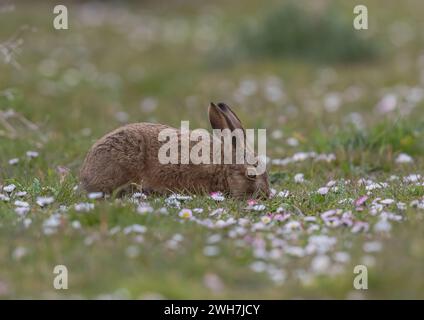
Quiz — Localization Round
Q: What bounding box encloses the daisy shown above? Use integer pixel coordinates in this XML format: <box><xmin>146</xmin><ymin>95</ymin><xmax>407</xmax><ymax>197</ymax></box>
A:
<box><xmin>317</xmin><ymin>187</ymin><xmax>329</xmax><ymax>195</ymax></box>
<box><xmin>395</xmin><ymin>153</ymin><xmax>413</xmax><ymax>164</ymax></box>
<box><xmin>178</xmin><ymin>208</ymin><xmax>193</xmax><ymax>219</ymax></box>
<box><xmin>3</xmin><ymin>184</ymin><xmax>16</xmax><ymax>193</ymax></box>
<box><xmin>74</xmin><ymin>202</ymin><xmax>95</xmax><ymax>212</ymax></box>
<box><xmin>0</xmin><ymin>194</ymin><xmax>10</xmax><ymax>202</ymax></box>
<box><xmin>36</xmin><ymin>196</ymin><xmax>55</xmax><ymax>207</ymax></box>
<box><xmin>261</xmin><ymin>216</ymin><xmax>272</xmax><ymax>224</ymax></box>
<box><xmin>8</xmin><ymin>158</ymin><xmax>19</xmax><ymax>165</ymax></box>
<box><xmin>88</xmin><ymin>192</ymin><xmax>103</xmax><ymax>200</ymax></box>
<box><xmin>26</xmin><ymin>151</ymin><xmax>39</xmax><ymax>158</ymax></box>
<box><xmin>210</xmin><ymin>192</ymin><xmax>225</xmax><ymax>201</ymax></box>
<box><xmin>294</xmin><ymin>173</ymin><xmax>305</xmax><ymax>183</ymax></box>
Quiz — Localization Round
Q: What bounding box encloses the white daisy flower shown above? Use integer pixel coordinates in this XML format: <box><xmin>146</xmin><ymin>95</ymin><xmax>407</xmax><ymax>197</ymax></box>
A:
<box><xmin>395</xmin><ymin>153</ymin><xmax>413</xmax><ymax>164</ymax></box>
<box><xmin>88</xmin><ymin>192</ymin><xmax>103</xmax><ymax>200</ymax></box>
<box><xmin>36</xmin><ymin>196</ymin><xmax>55</xmax><ymax>207</ymax></box>
<box><xmin>26</xmin><ymin>151</ymin><xmax>39</xmax><ymax>158</ymax></box>
<box><xmin>8</xmin><ymin>158</ymin><xmax>19</xmax><ymax>165</ymax></box>
<box><xmin>178</xmin><ymin>208</ymin><xmax>193</xmax><ymax>219</ymax></box>
<box><xmin>294</xmin><ymin>173</ymin><xmax>305</xmax><ymax>183</ymax></box>
<box><xmin>3</xmin><ymin>184</ymin><xmax>16</xmax><ymax>193</ymax></box>
<box><xmin>317</xmin><ymin>187</ymin><xmax>329</xmax><ymax>195</ymax></box>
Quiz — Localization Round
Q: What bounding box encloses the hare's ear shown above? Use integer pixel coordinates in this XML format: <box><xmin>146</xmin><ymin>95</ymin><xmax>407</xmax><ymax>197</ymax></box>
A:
<box><xmin>218</xmin><ymin>102</ymin><xmax>255</xmax><ymax>156</ymax></box>
<box><xmin>216</xmin><ymin>102</ymin><xmax>245</xmax><ymax>133</ymax></box>
<box><xmin>209</xmin><ymin>102</ymin><xmax>229</xmax><ymax>130</ymax></box>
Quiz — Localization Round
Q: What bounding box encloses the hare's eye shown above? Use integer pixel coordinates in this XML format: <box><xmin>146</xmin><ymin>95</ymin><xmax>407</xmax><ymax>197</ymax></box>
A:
<box><xmin>246</xmin><ymin>167</ymin><xmax>257</xmax><ymax>180</ymax></box>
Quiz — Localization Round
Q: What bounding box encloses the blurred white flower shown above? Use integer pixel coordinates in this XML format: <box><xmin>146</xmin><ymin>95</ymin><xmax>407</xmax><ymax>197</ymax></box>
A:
<box><xmin>271</xmin><ymin>129</ymin><xmax>283</xmax><ymax>140</ymax></box>
<box><xmin>286</xmin><ymin>137</ymin><xmax>299</xmax><ymax>147</ymax></box>
<box><xmin>8</xmin><ymin>158</ymin><xmax>19</xmax><ymax>165</ymax></box>
<box><xmin>15</xmin><ymin>206</ymin><xmax>30</xmax><ymax>216</ymax></box>
<box><xmin>140</xmin><ymin>97</ymin><xmax>158</xmax><ymax>113</ymax></box>
<box><xmin>14</xmin><ymin>200</ymin><xmax>29</xmax><ymax>207</ymax></box>
<box><xmin>114</xmin><ymin>111</ymin><xmax>129</xmax><ymax>123</ymax></box>
<box><xmin>0</xmin><ymin>193</ymin><xmax>10</xmax><ymax>202</ymax></box>
<box><xmin>36</xmin><ymin>196</ymin><xmax>54</xmax><ymax>207</ymax></box>
<box><xmin>12</xmin><ymin>246</ymin><xmax>28</xmax><ymax>261</ymax></box>
<box><xmin>71</xmin><ymin>220</ymin><xmax>82</xmax><ymax>229</ymax></box>
<box><xmin>203</xmin><ymin>245</ymin><xmax>220</xmax><ymax>257</ymax></box>
<box><xmin>261</xmin><ymin>216</ymin><xmax>271</xmax><ymax>224</ymax></box>
<box><xmin>317</xmin><ymin>187</ymin><xmax>329</xmax><ymax>195</ymax></box>
<box><xmin>178</xmin><ymin>208</ymin><xmax>193</xmax><ymax>219</ymax></box>
<box><xmin>403</xmin><ymin>174</ymin><xmax>421</xmax><ymax>183</ymax></box>
<box><xmin>277</xmin><ymin>190</ymin><xmax>290</xmax><ymax>198</ymax></box>
<box><xmin>294</xmin><ymin>173</ymin><xmax>305</xmax><ymax>183</ymax></box>
<box><xmin>125</xmin><ymin>245</ymin><xmax>140</xmax><ymax>258</ymax></box>
<box><xmin>324</xmin><ymin>93</ymin><xmax>341</xmax><ymax>112</ymax></box>
<box><xmin>88</xmin><ymin>192</ymin><xmax>103</xmax><ymax>200</ymax></box>
<box><xmin>376</xmin><ymin>94</ymin><xmax>397</xmax><ymax>113</ymax></box>
<box><xmin>123</xmin><ymin>224</ymin><xmax>146</xmax><ymax>234</ymax></box>
<box><xmin>26</xmin><ymin>151</ymin><xmax>39</xmax><ymax>158</ymax></box>
<box><xmin>251</xmin><ymin>204</ymin><xmax>266</xmax><ymax>211</ymax></box>
<box><xmin>333</xmin><ymin>251</ymin><xmax>350</xmax><ymax>263</ymax></box>
<box><xmin>374</xmin><ymin>219</ymin><xmax>392</xmax><ymax>233</ymax></box>
<box><xmin>210</xmin><ymin>192</ymin><xmax>225</xmax><ymax>201</ymax></box>
<box><xmin>395</xmin><ymin>153</ymin><xmax>413</xmax><ymax>164</ymax></box>
<box><xmin>206</xmin><ymin>234</ymin><xmax>222</xmax><ymax>244</ymax></box>
<box><xmin>363</xmin><ymin>241</ymin><xmax>383</xmax><ymax>252</ymax></box>
<box><xmin>203</xmin><ymin>273</ymin><xmax>224</xmax><ymax>293</ymax></box>
<box><xmin>250</xmin><ymin>261</ymin><xmax>267</xmax><ymax>272</ymax></box>
<box><xmin>137</xmin><ymin>204</ymin><xmax>154</xmax><ymax>214</ymax></box>
<box><xmin>311</xmin><ymin>255</ymin><xmax>331</xmax><ymax>273</ymax></box>
<box><xmin>3</xmin><ymin>184</ymin><xmax>16</xmax><ymax>193</ymax></box>
<box><xmin>74</xmin><ymin>202</ymin><xmax>95</xmax><ymax>212</ymax></box>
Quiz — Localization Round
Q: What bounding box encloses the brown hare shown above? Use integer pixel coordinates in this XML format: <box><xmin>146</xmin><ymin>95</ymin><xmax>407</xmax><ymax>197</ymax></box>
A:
<box><xmin>79</xmin><ymin>102</ymin><xmax>270</xmax><ymax>199</ymax></box>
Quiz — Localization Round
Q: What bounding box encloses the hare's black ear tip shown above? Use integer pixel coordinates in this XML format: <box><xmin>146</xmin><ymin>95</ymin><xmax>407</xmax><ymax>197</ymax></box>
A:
<box><xmin>217</xmin><ymin>102</ymin><xmax>230</xmax><ymax>112</ymax></box>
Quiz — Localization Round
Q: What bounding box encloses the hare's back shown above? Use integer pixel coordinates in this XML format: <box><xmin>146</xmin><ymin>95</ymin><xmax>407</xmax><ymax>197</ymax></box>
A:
<box><xmin>79</xmin><ymin>122</ymin><xmax>172</xmax><ymax>193</ymax></box>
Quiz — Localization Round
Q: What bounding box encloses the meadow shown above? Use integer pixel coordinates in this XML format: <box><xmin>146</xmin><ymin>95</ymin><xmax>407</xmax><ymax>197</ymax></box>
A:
<box><xmin>0</xmin><ymin>0</ymin><xmax>423</xmax><ymax>299</ymax></box>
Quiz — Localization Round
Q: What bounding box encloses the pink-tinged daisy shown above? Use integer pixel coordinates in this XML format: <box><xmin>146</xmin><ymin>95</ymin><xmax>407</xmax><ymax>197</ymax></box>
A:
<box><xmin>247</xmin><ymin>199</ymin><xmax>258</xmax><ymax>207</ymax></box>
<box><xmin>178</xmin><ymin>208</ymin><xmax>193</xmax><ymax>219</ymax></box>
<box><xmin>274</xmin><ymin>213</ymin><xmax>290</xmax><ymax>222</ymax></box>
<box><xmin>210</xmin><ymin>192</ymin><xmax>225</xmax><ymax>201</ymax></box>
<box><xmin>354</xmin><ymin>195</ymin><xmax>368</xmax><ymax>207</ymax></box>
<box><xmin>351</xmin><ymin>221</ymin><xmax>369</xmax><ymax>233</ymax></box>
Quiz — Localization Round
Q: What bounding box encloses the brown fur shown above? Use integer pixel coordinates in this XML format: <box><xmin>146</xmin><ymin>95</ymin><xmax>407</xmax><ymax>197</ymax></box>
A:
<box><xmin>79</xmin><ymin>103</ymin><xmax>270</xmax><ymax>199</ymax></box>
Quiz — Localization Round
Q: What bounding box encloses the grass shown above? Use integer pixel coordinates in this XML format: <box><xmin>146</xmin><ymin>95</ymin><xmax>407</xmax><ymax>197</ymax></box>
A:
<box><xmin>237</xmin><ymin>2</ymin><xmax>379</xmax><ymax>63</ymax></box>
<box><xmin>0</xmin><ymin>0</ymin><xmax>424</xmax><ymax>299</ymax></box>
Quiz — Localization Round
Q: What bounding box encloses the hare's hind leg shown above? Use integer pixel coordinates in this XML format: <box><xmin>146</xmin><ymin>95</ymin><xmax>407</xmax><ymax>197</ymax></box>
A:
<box><xmin>80</xmin><ymin>153</ymin><xmax>140</xmax><ymax>195</ymax></box>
